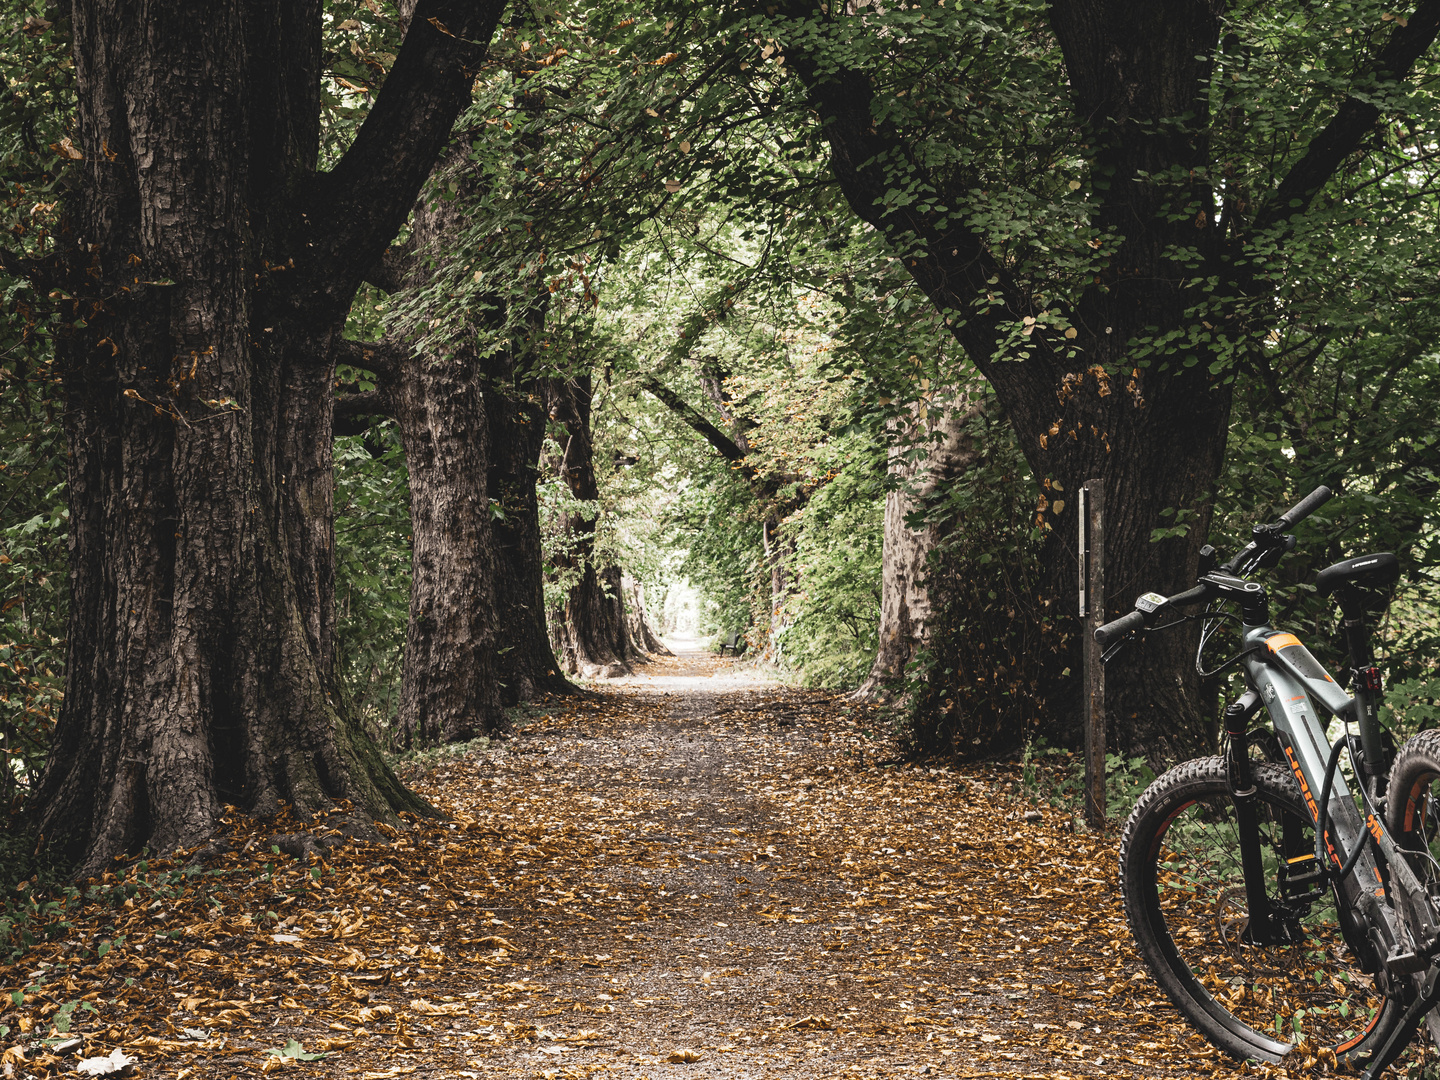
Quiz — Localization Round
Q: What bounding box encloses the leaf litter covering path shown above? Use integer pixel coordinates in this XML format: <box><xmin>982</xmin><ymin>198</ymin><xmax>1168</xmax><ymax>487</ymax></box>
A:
<box><xmin>5</xmin><ymin>647</ymin><xmax>1340</xmax><ymax>1079</ymax></box>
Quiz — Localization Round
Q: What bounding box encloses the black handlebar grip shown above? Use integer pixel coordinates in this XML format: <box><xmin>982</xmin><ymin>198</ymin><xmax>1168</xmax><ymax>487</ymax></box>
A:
<box><xmin>1169</xmin><ymin>584</ymin><xmax>1212</xmax><ymax>607</ymax></box>
<box><xmin>1094</xmin><ymin>610</ymin><xmax>1145</xmax><ymax>649</ymax></box>
<box><xmin>1275</xmin><ymin>485</ymin><xmax>1333</xmax><ymax>529</ymax></box>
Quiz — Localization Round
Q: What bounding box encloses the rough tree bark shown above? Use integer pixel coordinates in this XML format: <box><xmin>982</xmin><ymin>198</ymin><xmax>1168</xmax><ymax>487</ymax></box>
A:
<box><xmin>481</xmin><ymin>340</ymin><xmax>576</xmax><ymax>702</ymax></box>
<box><xmin>343</xmin><ymin>145</ymin><xmax>514</xmax><ymax>749</ymax></box>
<box><xmin>388</xmin><ymin>335</ymin><xmax>502</xmax><ymax>748</ymax></box>
<box><xmin>546</xmin><ymin>375</ymin><xmax>637</xmax><ymax>678</ymax></box>
<box><xmin>853</xmin><ymin>395</ymin><xmax>983</xmax><ymax>701</ymax></box>
<box><xmin>337</xmin><ymin>311</ymin><xmax>573</xmax><ymax>722</ymax></box>
<box><xmin>30</xmin><ymin>0</ymin><xmax>505</xmax><ymax>872</ymax></box>
<box><xmin>779</xmin><ymin>0</ymin><xmax>1440</xmax><ymax>757</ymax></box>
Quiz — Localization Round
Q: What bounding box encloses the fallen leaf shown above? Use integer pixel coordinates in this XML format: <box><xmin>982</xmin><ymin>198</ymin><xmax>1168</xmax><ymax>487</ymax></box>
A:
<box><xmin>408</xmin><ymin>998</ymin><xmax>467</xmax><ymax>1016</ymax></box>
<box><xmin>76</xmin><ymin>1049</ymin><xmax>136</xmax><ymax>1076</ymax></box>
<box><xmin>667</xmin><ymin>1048</ymin><xmax>703</xmax><ymax>1063</ymax></box>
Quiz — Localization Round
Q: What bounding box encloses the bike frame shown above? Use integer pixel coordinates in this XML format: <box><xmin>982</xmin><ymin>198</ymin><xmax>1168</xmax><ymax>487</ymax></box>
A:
<box><xmin>1100</xmin><ymin>485</ymin><xmax>1440</xmax><ymax>1074</ymax></box>
<box><xmin>1237</xmin><ymin>619</ymin><xmax>1440</xmax><ymax>1071</ymax></box>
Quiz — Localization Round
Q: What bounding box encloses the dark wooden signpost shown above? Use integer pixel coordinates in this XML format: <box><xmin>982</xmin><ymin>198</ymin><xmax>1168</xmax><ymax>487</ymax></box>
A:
<box><xmin>1079</xmin><ymin>480</ymin><xmax>1106</xmax><ymax>828</ymax></box>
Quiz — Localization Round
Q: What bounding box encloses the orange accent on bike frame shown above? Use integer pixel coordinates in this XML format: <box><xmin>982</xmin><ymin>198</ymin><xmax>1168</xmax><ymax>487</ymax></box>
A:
<box><xmin>1267</xmin><ymin>633</ymin><xmax>1335</xmax><ymax>681</ymax></box>
<box><xmin>1404</xmin><ymin>784</ymin><xmax>1426</xmax><ymax>832</ymax></box>
<box><xmin>1366</xmin><ymin>814</ymin><xmax>1385</xmax><ymax>844</ymax></box>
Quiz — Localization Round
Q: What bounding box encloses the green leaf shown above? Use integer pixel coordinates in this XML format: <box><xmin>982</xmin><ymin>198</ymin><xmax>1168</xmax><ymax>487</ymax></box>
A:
<box><xmin>264</xmin><ymin>1039</ymin><xmax>330</xmax><ymax>1061</ymax></box>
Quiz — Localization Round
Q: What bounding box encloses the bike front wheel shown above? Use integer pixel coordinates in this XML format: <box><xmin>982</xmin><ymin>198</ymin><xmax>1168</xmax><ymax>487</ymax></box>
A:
<box><xmin>1120</xmin><ymin>756</ymin><xmax>1396</xmax><ymax>1066</ymax></box>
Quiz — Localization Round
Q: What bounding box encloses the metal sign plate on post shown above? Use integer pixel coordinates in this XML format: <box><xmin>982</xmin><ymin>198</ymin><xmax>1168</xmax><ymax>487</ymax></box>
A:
<box><xmin>1081</xmin><ymin>480</ymin><xmax>1105</xmax><ymax>828</ymax></box>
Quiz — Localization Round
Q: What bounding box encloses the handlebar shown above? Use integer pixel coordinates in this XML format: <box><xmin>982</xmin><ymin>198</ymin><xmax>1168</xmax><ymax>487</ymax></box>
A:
<box><xmin>1094</xmin><ymin>583</ymin><xmax>1213</xmax><ymax>648</ymax></box>
<box><xmin>1093</xmin><ymin>483</ymin><xmax>1337</xmax><ymax>650</ymax></box>
<box><xmin>1094</xmin><ymin>610</ymin><xmax>1145</xmax><ymax>650</ymax></box>
<box><xmin>1274</xmin><ymin>484</ymin><xmax>1333</xmax><ymax>530</ymax></box>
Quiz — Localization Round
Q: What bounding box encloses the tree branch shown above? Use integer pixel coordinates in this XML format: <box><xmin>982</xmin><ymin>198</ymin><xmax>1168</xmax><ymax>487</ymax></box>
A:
<box><xmin>333</xmin><ymin>336</ymin><xmax>407</xmax><ymax>379</ymax></box>
<box><xmin>335</xmin><ymin>390</ymin><xmax>393</xmax><ymax>436</ymax></box>
<box><xmin>757</xmin><ymin>1</ymin><xmax>1042</xmax><ymax>382</ymax></box>
<box><xmin>640</xmin><ymin>376</ymin><xmax>750</xmax><ymax>466</ymax></box>
<box><xmin>1258</xmin><ymin>0</ymin><xmax>1440</xmax><ymax>231</ymax></box>
<box><xmin>306</xmin><ymin>0</ymin><xmax>507</xmax><ymax>309</ymax></box>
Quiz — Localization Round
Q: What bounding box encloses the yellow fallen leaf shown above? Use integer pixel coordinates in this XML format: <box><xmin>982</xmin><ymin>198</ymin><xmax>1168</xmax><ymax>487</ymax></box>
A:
<box><xmin>409</xmin><ymin>998</ymin><xmax>466</xmax><ymax>1016</ymax></box>
<box><xmin>667</xmin><ymin>1048</ymin><xmax>703</xmax><ymax>1063</ymax></box>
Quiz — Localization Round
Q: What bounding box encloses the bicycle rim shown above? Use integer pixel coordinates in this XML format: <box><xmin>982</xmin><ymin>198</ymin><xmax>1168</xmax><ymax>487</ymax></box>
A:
<box><xmin>1121</xmin><ymin>757</ymin><xmax>1393</xmax><ymax>1066</ymax></box>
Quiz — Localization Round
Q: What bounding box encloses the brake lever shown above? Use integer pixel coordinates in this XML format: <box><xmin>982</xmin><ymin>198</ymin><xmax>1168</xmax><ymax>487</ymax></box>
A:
<box><xmin>1254</xmin><ymin>534</ymin><xmax>1296</xmax><ymax>571</ymax></box>
<box><xmin>1101</xmin><ymin>636</ymin><xmax>1134</xmax><ymax>664</ymax></box>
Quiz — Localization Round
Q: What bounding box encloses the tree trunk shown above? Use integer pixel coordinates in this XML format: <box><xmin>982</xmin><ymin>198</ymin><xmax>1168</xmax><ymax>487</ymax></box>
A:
<box><xmin>783</xmin><ymin>0</ymin><xmax>1440</xmax><ymax>758</ymax></box>
<box><xmin>759</xmin><ymin>515</ymin><xmax>791</xmax><ymax>662</ymax></box>
<box><xmin>481</xmin><ymin>349</ymin><xmax>575</xmax><ymax>703</ymax></box>
<box><xmin>623</xmin><ymin>574</ymin><xmax>672</xmax><ymax>656</ymax></box>
<box><xmin>788</xmin><ymin>1</ymin><xmax>1229</xmax><ymax>757</ymax></box>
<box><xmin>31</xmin><ymin>0</ymin><xmax>503</xmax><ymax>873</ymax></box>
<box><xmin>378</xmin><ymin>151</ymin><xmax>511</xmax><ymax>748</ymax></box>
<box><xmin>854</xmin><ymin>397</ymin><xmax>982</xmax><ymax>700</ymax></box>
<box><xmin>546</xmin><ymin>375</ymin><xmax>633</xmax><ymax>678</ymax></box>
<box><xmin>389</xmin><ymin>352</ymin><xmax>503</xmax><ymax>747</ymax></box>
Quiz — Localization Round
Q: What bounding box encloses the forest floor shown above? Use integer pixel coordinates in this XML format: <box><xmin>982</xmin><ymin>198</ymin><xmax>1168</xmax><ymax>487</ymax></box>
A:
<box><xmin>0</xmin><ymin>644</ymin><xmax>1363</xmax><ymax>1078</ymax></box>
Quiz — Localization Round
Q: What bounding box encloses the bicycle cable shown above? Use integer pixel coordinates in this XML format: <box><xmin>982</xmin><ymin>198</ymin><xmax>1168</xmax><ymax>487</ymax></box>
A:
<box><xmin>1194</xmin><ymin>607</ymin><xmax>1254</xmax><ymax>679</ymax></box>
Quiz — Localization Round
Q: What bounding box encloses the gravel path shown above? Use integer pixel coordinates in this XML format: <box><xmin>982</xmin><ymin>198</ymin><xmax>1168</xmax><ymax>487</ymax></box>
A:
<box><xmin>389</xmin><ymin>641</ymin><xmax>1223</xmax><ymax>1079</ymax></box>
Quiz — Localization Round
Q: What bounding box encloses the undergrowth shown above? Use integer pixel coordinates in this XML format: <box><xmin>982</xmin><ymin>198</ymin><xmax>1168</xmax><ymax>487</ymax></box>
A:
<box><xmin>1018</xmin><ymin>739</ymin><xmax>1156</xmax><ymax>825</ymax></box>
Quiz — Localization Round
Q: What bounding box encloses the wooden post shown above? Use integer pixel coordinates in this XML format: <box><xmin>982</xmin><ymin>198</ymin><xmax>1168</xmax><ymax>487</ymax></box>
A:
<box><xmin>1082</xmin><ymin>479</ymin><xmax>1106</xmax><ymax>828</ymax></box>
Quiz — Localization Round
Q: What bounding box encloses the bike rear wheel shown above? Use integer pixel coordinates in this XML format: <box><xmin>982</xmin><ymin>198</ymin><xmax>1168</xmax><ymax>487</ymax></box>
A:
<box><xmin>1385</xmin><ymin>729</ymin><xmax>1440</xmax><ymax>1057</ymax></box>
<box><xmin>1120</xmin><ymin>756</ymin><xmax>1396</xmax><ymax>1066</ymax></box>
<box><xmin>1385</xmin><ymin>729</ymin><xmax>1440</xmax><ymax>866</ymax></box>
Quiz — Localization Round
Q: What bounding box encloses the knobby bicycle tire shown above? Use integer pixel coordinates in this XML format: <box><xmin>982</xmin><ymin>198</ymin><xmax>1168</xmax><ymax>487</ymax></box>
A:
<box><xmin>1386</xmin><ymin>729</ymin><xmax>1440</xmax><ymax>860</ymax></box>
<box><xmin>1384</xmin><ymin>729</ymin><xmax>1440</xmax><ymax>1057</ymax></box>
<box><xmin>1120</xmin><ymin>756</ymin><xmax>1396</xmax><ymax>1066</ymax></box>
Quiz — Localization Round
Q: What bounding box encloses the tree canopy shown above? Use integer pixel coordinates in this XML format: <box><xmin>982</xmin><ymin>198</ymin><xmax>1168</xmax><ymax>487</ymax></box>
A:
<box><xmin>3</xmin><ymin>0</ymin><xmax>1440</xmax><ymax>870</ymax></box>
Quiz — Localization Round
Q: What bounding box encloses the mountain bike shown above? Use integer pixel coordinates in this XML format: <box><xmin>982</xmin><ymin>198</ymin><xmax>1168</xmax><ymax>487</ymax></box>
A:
<box><xmin>1098</xmin><ymin>485</ymin><xmax>1440</xmax><ymax>1076</ymax></box>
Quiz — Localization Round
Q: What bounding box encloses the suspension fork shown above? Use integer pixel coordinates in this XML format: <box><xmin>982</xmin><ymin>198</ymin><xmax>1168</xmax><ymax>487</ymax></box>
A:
<box><xmin>1224</xmin><ymin>689</ymin><xmax>1288</xmax><ymax>944</ymax></box>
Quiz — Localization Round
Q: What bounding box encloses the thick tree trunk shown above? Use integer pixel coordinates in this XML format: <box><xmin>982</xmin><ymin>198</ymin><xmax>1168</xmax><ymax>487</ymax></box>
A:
<box><xmin>380</xmin><ymin>153</ymin><xmax>509</xmax><ymax>747</ymax></box>
<box><xmin>31</xmin><ymin>0</ymin><xmax>503</xmax><ymax>872</ymax></box>
<box><xmin>854</xmin><ymin>397</ymin><xmax>982</xmax><ymax>700</ymax></box>
<box><xmin>390</xmin><ymin>353</ymin><xmax>503</xmax><ymax>747</ymax></box>
<box><xmin>481</xmin><ymin>351</ymin><xmax>575</xmax><ymax>703</ymax></box>
<box><xmin>789</xmin><ymin>0</ymin><xmax>1229</xmax><ymax>757</ymax></box>
<box><xmin>546</xmin><ymin>376</ymin><xmax>634</xmax><ymax>678</ymax></box>
<box><xmin>552</xmin><ymin>560</ymin><xmax>636</xmax><ymax>679</ymax></box>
